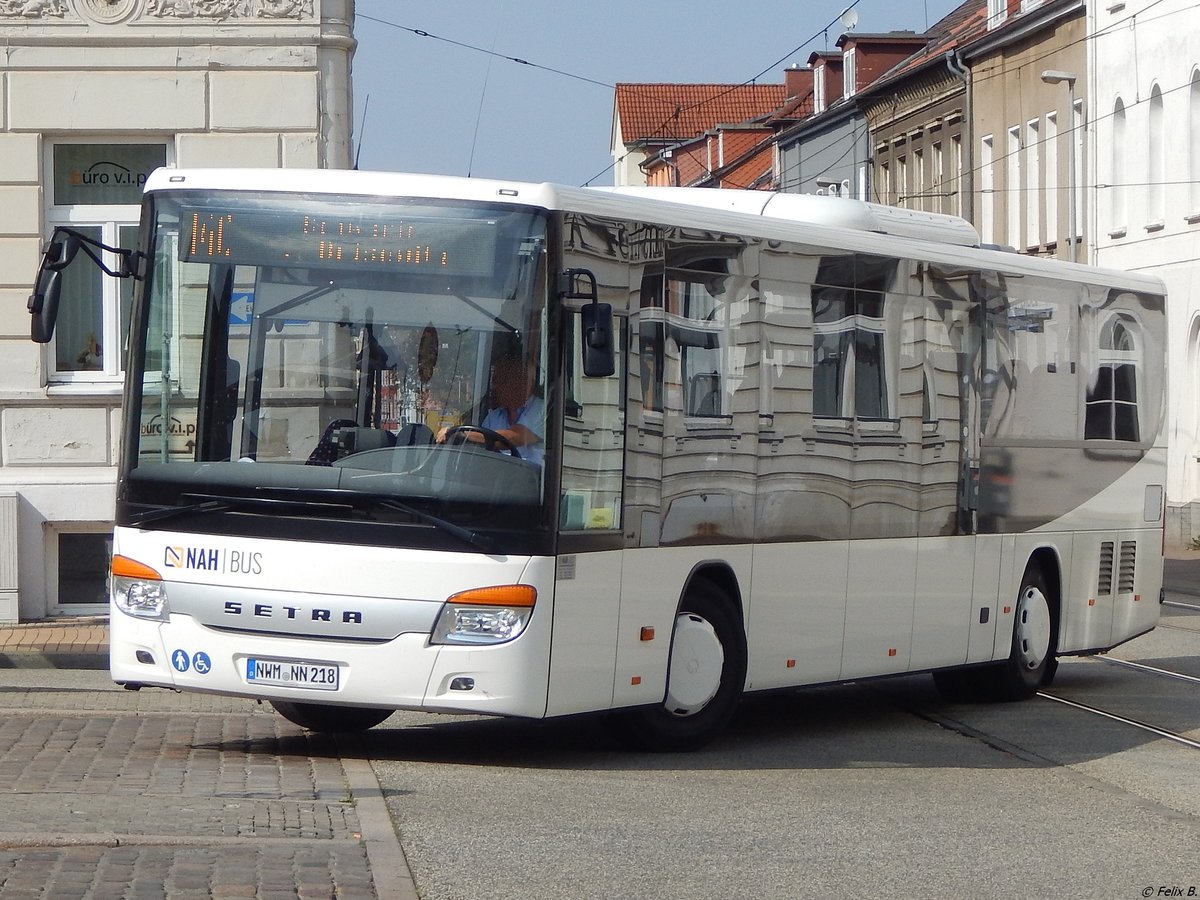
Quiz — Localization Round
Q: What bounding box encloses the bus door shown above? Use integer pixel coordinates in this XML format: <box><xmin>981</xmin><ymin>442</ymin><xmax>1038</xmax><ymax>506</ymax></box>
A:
<box><xmin>911</xmin><ymin>267</ymin><xmax>997</xmax><ymax>670</ymax></box>
<box><xmin>546</xmin><ymin>275</ymin><xmax>628</xmax><ymax>717</ymax></box>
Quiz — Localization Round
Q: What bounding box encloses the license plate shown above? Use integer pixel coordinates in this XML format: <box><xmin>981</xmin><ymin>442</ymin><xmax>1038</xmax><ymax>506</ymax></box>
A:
<box><xmin>245</xmin><ymin>657</ymin><xmax>340</xmax><ymax>691</ymax></box>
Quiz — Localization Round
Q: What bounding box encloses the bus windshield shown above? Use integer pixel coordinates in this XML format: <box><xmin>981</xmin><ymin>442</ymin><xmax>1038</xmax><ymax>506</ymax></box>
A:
<box><xmin>123</xmin><ymin>191</ymin><xmax>551</xmax><ymax>549</ymax></box>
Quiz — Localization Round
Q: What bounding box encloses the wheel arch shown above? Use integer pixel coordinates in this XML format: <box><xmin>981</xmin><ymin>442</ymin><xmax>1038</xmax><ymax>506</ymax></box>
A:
<box><xmin>1026</xmin><ymin>545</ymin><xmax>1063</xmax><ymax>644</ymax></box>
<box><xmin>680</xmin><ymin>561</ymin><xmax>745</xmax><ymax>631</ymax></box>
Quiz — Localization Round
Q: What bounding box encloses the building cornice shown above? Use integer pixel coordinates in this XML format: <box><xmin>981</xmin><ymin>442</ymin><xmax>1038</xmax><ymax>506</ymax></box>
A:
<box><xmin>959</xmin><ymin>0</ymin><xmax>1083</xmax><ymax>62</ymax></box>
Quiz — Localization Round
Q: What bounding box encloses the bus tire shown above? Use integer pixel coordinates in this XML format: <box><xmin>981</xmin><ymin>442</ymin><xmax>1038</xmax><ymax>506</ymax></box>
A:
<box><xmin>934</xmin><ymin>561</ymin><xmax>1056</xmax><ymax>703</ymax></box>
<box><xmin>606</xmin><ymin>580</ymin><xmax>746</xmax><ymax>752</ymax></box>
<box><xmin>995</xmin><ymin>561</ymin><xmax>1056</xmax><ymax>700</ymax></box>
<box><xmin>270</xmin><ymin>700</ymin><xmax>393</xmax><ymax>733</ymax></box>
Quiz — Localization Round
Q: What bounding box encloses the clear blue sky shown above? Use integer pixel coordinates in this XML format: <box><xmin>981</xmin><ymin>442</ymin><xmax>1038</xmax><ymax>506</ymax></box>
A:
<box><xmin>351</xmin><ymin>0</ymin><xmax>962</xmax><ymax>186</ymax></box>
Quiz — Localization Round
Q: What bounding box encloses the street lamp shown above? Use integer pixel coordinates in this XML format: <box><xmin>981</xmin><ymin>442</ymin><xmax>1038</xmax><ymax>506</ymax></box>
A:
<box><xmin>1041</xmin><ymin>69</ymin><xmax>1078</xmax><ymax>262</ymax></box>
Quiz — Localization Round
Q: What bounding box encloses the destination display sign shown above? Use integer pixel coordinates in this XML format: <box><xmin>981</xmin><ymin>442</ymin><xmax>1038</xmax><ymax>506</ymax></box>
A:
<box><xmin>179</xmin><ymin>205</ymin><xmax>499</xmax><ymax>277</ymax></box>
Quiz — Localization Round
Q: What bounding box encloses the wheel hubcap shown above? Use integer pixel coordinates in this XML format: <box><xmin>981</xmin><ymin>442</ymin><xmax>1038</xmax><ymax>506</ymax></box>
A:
<box><xmin>664</xmin><ymin>613</ymin><xmax>724</xmax><ymax>716</ymax></box>
<box><xmin>1015</xmin><ymin>585</ymin><xmax>1052</xmax><ymax>671</ymax></box>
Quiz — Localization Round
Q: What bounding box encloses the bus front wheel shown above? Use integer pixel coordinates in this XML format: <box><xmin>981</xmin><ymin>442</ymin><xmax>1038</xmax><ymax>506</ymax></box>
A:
<box><xmin>606</xmin><ymin>580</ymin><xmax>746</xmax><ymax>752</ymax></box>
<box><xmin>270</xmin><ymin>700</ymin><xmax>393</xmax><ymax>733</ymax></box>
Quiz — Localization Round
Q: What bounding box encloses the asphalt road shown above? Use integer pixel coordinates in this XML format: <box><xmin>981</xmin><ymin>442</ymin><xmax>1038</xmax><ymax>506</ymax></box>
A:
<box><xmin>0</xmin><ymin>580</ymin><xmax>1196</xmax><ymax>898</ymax></box>
<box><xmin>362</xmin><ymin>595</ymin><xmax>1200</xmax><ymax>900</ymax></box>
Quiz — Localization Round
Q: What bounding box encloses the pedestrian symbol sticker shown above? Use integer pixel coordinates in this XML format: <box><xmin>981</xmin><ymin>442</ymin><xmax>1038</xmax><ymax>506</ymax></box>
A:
<box><xmin>171</xmin><ymin>649</ymin><xmax>190</xmax><ymax>672</ymax></box>
<box><xmin>192</xmin><ymin>652</ymin><xmax>211</xmax><ymax>675</ymax></box>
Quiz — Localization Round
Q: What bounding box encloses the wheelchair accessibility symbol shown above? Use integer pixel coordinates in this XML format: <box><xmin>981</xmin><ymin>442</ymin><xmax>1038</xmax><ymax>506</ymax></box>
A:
<box><xmin>171</xmin><ymin>650</ymin><xmax>212</xmax><ymax>675</ymax></box>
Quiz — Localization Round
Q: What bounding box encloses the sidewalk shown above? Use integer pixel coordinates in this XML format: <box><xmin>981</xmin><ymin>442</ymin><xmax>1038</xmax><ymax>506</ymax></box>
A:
<box><xmin>0</xmin><ymin>616</ymin><xmax>108</xmax><ymax>669</ymax></box>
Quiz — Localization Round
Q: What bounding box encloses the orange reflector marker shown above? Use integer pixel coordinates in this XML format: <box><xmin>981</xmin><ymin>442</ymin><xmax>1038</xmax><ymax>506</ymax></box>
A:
<box><xmin>888</xmin><ymin>648</ymin><xmax>897</xmax><ymax>657</ymax></box>
<box><xmin>1088</xmin><ymin>598</ymin><xmax>1096</xmax><ymax>607</ymax></box>
<box><xmin>640</xmin><ymin>626</ymin><xmax>655</xmax><ymax>642</ymax></box>
<box><xmin>1134</xmin><ymin>594</ymin><xmax>1141</xmax><ymax>602</ymax></box>
<box><xmin>631</xmin><ymin>676</ymin><xmax>642</xmax><ymax>685</ymax></box>
<box><xmin>1003</xmin><ymin>605</ymin><xmax>1012</xmax><ymax>615</ymax></box>
<box><xmin>447</xmin><ymin>585</ymin><xmax>537</xmax><ymax>607</ymax></box>
<box><xmin>111</xmin><ymin>555</ymin><xmax>162</xmax><ymax>581</ymax></box>
<box><xmin>786</xmin><ymin>659</ymin><xmax>796</xmax><ymax>668</ymax></box>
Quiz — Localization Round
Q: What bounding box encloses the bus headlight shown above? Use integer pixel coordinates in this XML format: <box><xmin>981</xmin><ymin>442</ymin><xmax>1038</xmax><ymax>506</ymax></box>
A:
<box><xmin>431</xmin><ymin>585</ymin><xmax>536</xmax><ymax>645</ymax></box>
<box><xmin>111</xmin><ymin>555</ymin><xmax>169</xmax><ymax>621</ymax></box>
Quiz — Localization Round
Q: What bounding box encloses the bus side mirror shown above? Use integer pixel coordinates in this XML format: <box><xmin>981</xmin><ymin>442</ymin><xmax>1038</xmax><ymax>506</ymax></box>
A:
<box><xmin>27</xmin><ymin>228</ymin><xmax>143</xmax><ymax>343</ymax></box>
<box><xmin>561</xmin><ymin>268</ymin><xmax>615</xmax><ymax>377</ymax></box>
<box><xmin>28</xmin><ymin>234</ymin><xmax>77</xmax><ymax>344</ymax></box>
<box><xmin>581</xmin><ymin>301</ymin><xmax>615</xmax><ymax>377</ymax></box>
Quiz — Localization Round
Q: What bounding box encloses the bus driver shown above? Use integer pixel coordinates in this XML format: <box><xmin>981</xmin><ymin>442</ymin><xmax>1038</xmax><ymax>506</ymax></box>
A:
<box><xmin>435</xmin><ymin>356</ymin><xmax>544</xmax><ymax>465</ymax></box>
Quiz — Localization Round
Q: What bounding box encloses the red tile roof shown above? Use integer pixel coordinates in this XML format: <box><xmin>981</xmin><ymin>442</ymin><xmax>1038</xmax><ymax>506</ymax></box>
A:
<box><xmin>615</xmin><ymin>83</ymin><xmax>789</xmax><ymax>145</ymax></box>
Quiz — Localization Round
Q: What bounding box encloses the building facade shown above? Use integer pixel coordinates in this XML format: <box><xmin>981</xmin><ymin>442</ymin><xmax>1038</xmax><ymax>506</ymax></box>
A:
<box><xmin>963</xmin><ymin>0</ymin><xmax>1086</xmax><ymax>257</ymax></box>
<box><xmin>1089</xmin><ymin>0</ymin><xmax>1200</xmax><ymax>546</ymax></box>
<box><xmin>858</xmin><ymin>3</ymin><xmax>985</xmax><ymax>218</ymax></box>
<box><xmin>0</xmin><ymin>0</ymin><xmax>355</xmax><ymax>621</ymax></box>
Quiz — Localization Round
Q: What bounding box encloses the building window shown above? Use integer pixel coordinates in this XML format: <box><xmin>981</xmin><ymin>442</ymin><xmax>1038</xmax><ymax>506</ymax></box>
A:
<box><xmin>1026</xmin><ymin>118</ymin><xmax>1040</xmax><ymax>249</ymax></box>
<box><xmin>1045</xmin><ymin>112</ymin><xmax>1059</xmax><ymax>245</ymax></box>
<box><xmin>981</xmin><ymin>134</ymin><xmax>995</xmax><ymax>244</ymax></box>
<box><xmin>1086</xmin><ymin>315</ymin><xmax>1140</xmax><ymax>441</ymax></box>
<box><xmin>53</xmin><ymin>530</ymin><xmax>113</xmax><ymax>611</ymax></box>
<box><xmin>1072</xmin><ymin>99</ymin><xmax>1084</xmax><ymax>243</ymax></box>
<box><xmin>931</xmin><ymin>141</ymin><xmax>944</xmax><ymax>214</ymax></box>
<box><xmin>843</xmin><ymin>48</ymin><xmax>857</xmax><ymax>97</ymax></box>
<box><xmin>1111</xmin><ymin>98</ymin><xmax>1127</xmax><ymax>234</ymax></box>
<box><xmin>814</xmin><ymin>67</ymin><xmax>826</xmax><ymax>114</ymax></box>
<box><xmin>1007</xmin><ymin>127</ymin><xmax>1021</xmax><ymax>248</ymax></box>
<box><xmin>950</xmin><ymin>134</ymin><xmax>963</xmax><ymax>218</ymax></box>
<box><xmin>987</xmin><ymin>0</ymin><xmax>1008</xmax><ymax>28</ymax></box>
<box><xmin>1190</xmin><ymin>72</ymin><xmax>1200</xmax><ymax>214</ymax></box>
<box><xmin>46</xmin><ymin>141</ymin><xmax>168</xmax><ymax>383</ymax></box>
<box><xmin>1148</xmin><ymin>85</ymin><xmax>1165</xmax><ymax>226</ymax></box>
<box><xmin>913</xmin><ymin>147</ymin><xmax>925</xmax><ymax>208</ymax></box>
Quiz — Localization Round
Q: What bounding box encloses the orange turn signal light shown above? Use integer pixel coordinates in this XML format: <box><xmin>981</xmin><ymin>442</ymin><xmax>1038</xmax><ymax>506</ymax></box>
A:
<box><xmin>447</xmin><ymin>585</ymin><xmax>537</xmax><ymax>607</ymax></box>
<box><xmin>111</xmin><ymin>555</ymin><xmax>162</xmax><ymax>581</ymax></box>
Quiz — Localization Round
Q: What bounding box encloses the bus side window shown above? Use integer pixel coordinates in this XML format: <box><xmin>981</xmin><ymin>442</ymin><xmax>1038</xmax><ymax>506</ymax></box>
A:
<box><xmin>561</xmin><ymin>312</ymin><xmax>625</xmax><ymax>530</ymax></box>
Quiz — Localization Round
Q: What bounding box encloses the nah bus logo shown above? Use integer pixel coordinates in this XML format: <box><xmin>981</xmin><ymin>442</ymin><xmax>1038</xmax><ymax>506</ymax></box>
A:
<box><xmin>163</xmin><ymin>546</ymin><xmax>263</xmax><ymax>574</ymax></box>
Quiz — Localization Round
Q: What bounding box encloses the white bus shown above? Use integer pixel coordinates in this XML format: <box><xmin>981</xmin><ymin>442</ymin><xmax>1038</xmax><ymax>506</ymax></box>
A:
<box><xmin>29</xmin><ymin>169</ymin><xmax>1167</xmax><ymax>751</ymax></box>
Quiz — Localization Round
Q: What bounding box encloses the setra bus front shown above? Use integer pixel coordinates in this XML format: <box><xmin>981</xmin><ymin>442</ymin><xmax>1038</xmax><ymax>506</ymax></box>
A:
<box><xmin>78</xmin><ymin>169</ymin><xmax>574</xmax><ymax>732</ymax></box>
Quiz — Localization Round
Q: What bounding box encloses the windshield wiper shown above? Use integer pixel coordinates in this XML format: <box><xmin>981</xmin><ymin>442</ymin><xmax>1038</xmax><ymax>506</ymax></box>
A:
<box><xmin>128</xmin><ymin>498</ymin><xmax>233</xmax><ymax>526</ymax></box>
<box><xmin>370</xmin><ymin>496</ymin><xmax>499</xmax><ymax>554</ymax></box>
<box><xmin>127</xmin><ymin>493</ymin><xmax>355</xmax><ymax>527</ymax></box>
<box><xmin>127</xmin><ymin>490</ymin><xmax>499</xmax><ymax>554</ymax></box>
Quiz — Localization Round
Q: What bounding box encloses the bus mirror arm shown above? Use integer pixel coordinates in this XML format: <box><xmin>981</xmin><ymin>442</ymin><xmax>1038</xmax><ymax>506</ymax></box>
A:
<box><xmin>28</xmin><ymin>226</ymin><xmax>146</xmax><ymax>343</ymax></box>
<box><xmin>560</xmin><ymin>268</ymin><xmax>615</xmax><ymax>377</ymax></box>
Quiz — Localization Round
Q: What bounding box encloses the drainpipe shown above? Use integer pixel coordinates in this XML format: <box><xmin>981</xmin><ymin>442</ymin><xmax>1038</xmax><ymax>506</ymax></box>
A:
<box><xmin>945</xmin><ymin>50</ymin><xmax>973</xmax><ymax>224</ymax></box>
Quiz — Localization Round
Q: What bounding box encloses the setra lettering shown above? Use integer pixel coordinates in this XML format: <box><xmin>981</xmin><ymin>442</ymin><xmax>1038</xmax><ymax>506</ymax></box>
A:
<box><xmin>222</xmin><ymin>602</ymin><xmax>363</xmax><ymax>625</ymax></box>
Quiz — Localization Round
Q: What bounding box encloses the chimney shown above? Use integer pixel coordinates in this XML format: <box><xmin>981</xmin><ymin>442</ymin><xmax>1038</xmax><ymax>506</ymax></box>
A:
<box><xmin>784</xmin><ymin>64</ymin><xmax>814</xmax><ymax>100</ymax></box>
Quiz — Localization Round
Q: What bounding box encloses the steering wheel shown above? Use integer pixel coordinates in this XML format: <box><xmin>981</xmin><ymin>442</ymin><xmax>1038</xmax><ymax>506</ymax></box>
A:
<box><xmin>443</xmin><ymin>425</ymin><xmax>520</xmax><ymax>457</ymax></box>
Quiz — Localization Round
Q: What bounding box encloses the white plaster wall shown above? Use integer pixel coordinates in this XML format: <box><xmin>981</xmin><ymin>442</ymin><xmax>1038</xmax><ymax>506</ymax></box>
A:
<box><xmin>1089</xmin><ymin>0</ymin><xmax>1200</xmax><ymax>547</ymax></box>
<box><xmin>0</xmin><ymin>0</ymin><xmax>356</xmax><ymax>618</ymax></box>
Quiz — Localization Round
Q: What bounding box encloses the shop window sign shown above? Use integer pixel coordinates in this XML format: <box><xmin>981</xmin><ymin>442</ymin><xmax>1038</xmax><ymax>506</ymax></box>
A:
<box><xmin>53</xmin><ymin>144</ymin><xmax>166</xmax><ymax>206</ymax></box>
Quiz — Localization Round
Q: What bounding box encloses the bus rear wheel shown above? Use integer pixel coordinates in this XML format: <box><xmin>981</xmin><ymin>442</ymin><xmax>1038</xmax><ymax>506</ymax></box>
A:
<box><xmin>606</xmin><ymin>580</ymin><xmax>746</xmax><ymax>752</ymax></box>
<box><xmin>933</xmin><ymin>561</ymin><xmax>1056</xmax><ymax>703</ymax></box>
<box><xmin>270</xmin><ymin>700</ymin><xmax>393</xmax><ymax>733</ymax></box>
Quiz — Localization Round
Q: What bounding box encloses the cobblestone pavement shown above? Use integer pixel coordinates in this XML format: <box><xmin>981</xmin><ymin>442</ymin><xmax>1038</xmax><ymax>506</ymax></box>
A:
<box><xmin>0</xmin><ymin>671</ymin><xmax>416</xmax><ymax>899</ymax></box>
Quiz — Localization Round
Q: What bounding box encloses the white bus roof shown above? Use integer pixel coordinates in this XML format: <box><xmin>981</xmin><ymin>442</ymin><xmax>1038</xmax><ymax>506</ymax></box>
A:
<box><xmin>143</xmin><ymin>168</ymin><xmax>1165</xmax><ymax>295</ymax></box>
